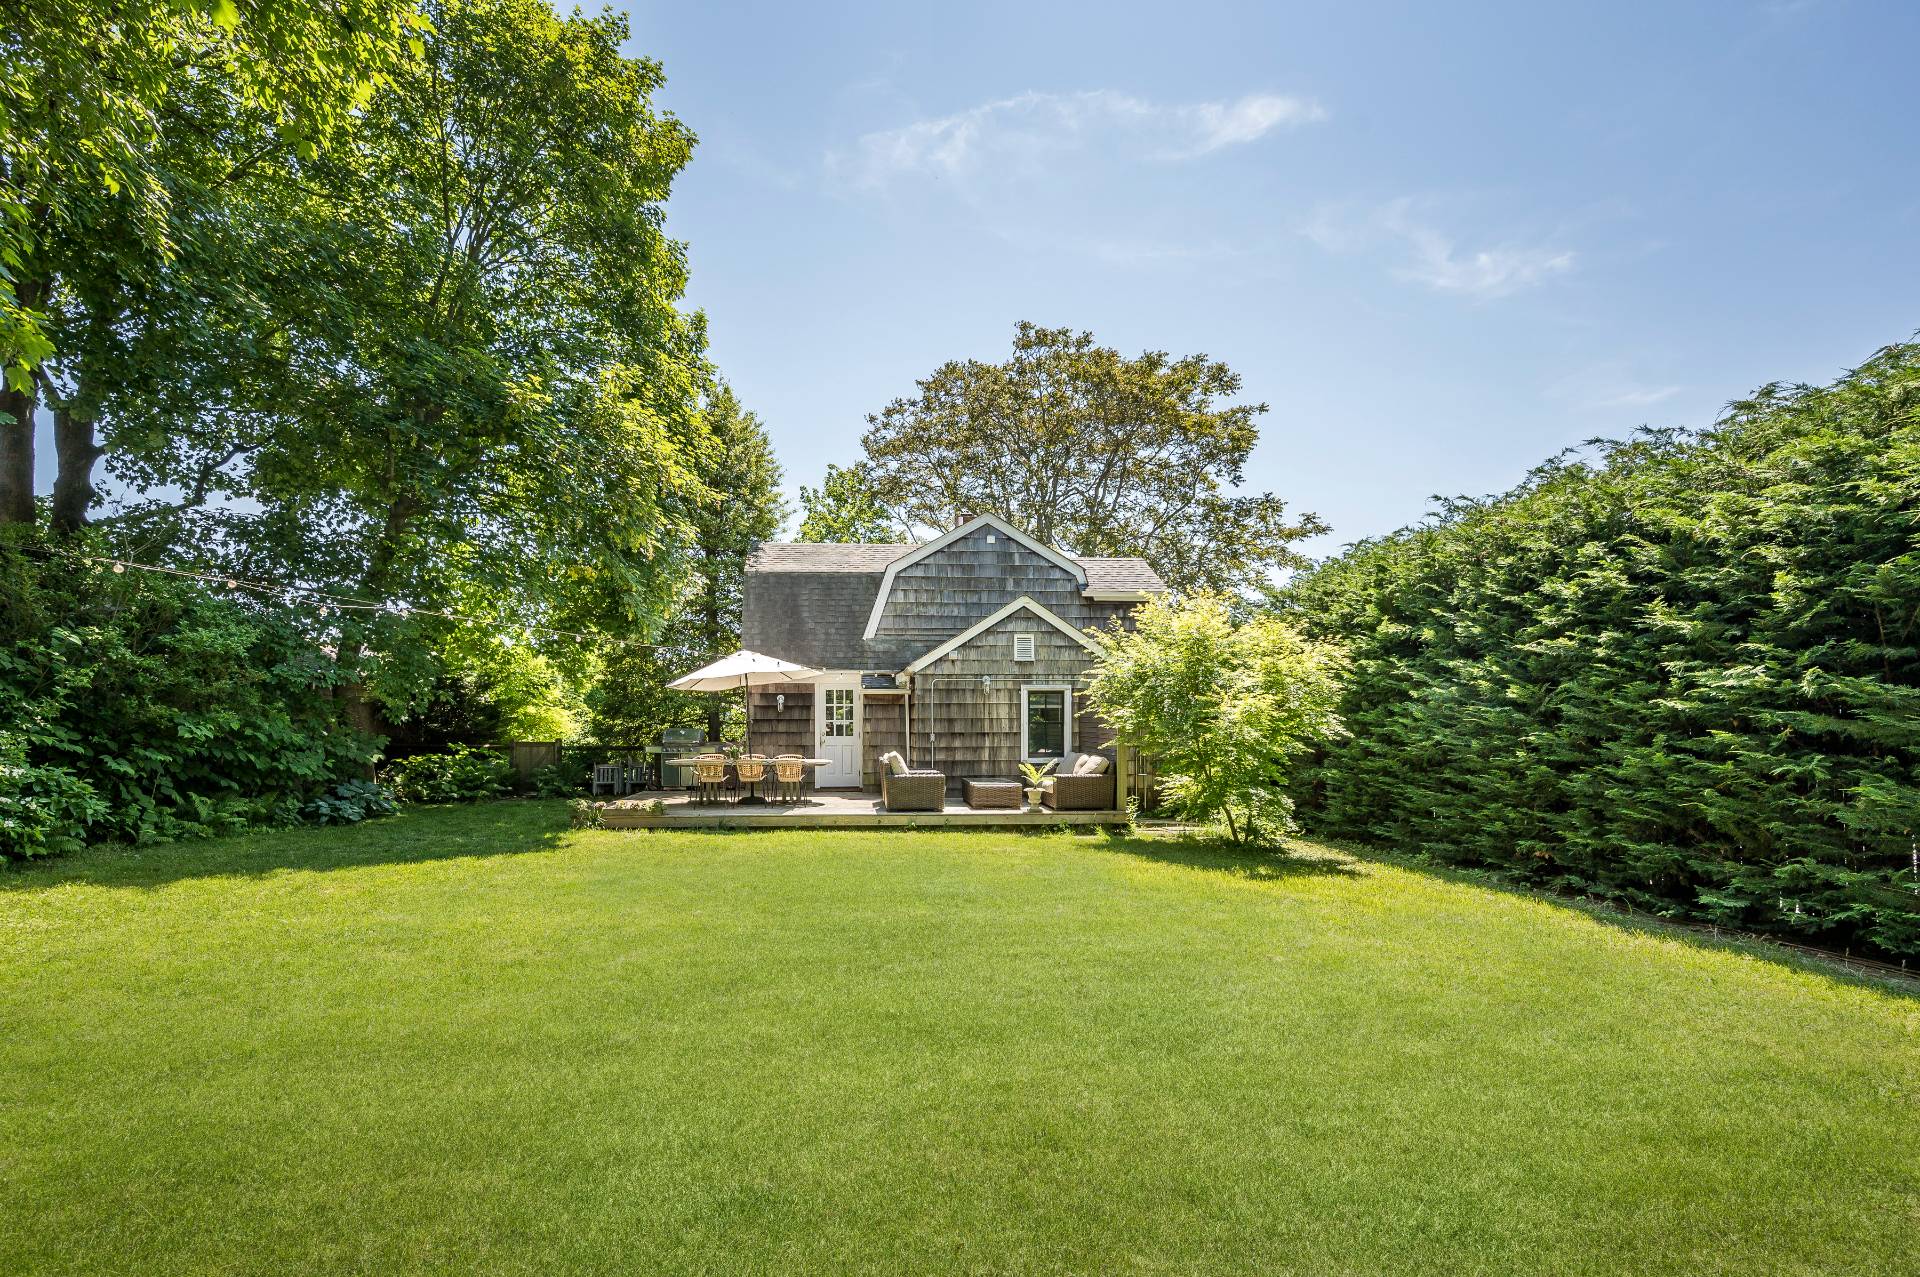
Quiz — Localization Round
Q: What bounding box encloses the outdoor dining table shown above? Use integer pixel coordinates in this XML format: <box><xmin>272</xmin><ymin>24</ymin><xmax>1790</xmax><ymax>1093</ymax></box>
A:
<box><xmin>666</xmin><ymin>757</ymin><xmax>835</xmax><ymax>803</ymax></box>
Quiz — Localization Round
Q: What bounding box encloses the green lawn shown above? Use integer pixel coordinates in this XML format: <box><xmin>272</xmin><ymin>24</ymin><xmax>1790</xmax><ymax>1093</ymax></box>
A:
<box><xmin>3</xmin><ymin>805</ymin><xmax>1914</xmax><ymax>1275</ymax></box>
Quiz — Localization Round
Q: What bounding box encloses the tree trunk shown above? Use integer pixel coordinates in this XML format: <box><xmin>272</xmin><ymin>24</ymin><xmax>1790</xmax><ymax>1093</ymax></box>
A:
<box><xmin>0</xmin><ymin>268</ymin><xmax>46</xmax><ymax>524</ymax></box>
<box><xmin>50</xmin><ymin>403</ymin><xmax>101</xmax><ymax>532</ymax></box>
<box><xmin>336</xmin><ymin>637</ymin><xmax>381</xmax><ymax>738</ymax></box>
<box><xmin>0</xmin><ymin>384</ymin><xmax>35</xmax><ymax>524</ymax></box>
<box><xmin>334</xmin><ymin>495</ymin><xmax>419</xmax><ymax>772</ymax></box>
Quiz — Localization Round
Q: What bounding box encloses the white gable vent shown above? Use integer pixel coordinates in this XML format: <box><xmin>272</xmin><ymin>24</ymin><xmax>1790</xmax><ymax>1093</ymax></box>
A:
<box><xmin>1013</xmin><ymin>633</ymin><xmax>1036</xmax><ymax>662</ymax></box>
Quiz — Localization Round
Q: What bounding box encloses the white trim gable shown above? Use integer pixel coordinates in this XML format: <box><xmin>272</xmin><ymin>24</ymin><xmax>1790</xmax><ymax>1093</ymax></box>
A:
<box><xmin>901</xmin><ymin>596</ymin><xmax>1097</xmax><ymax>673</ymax></box>
<box><xmin>862</xmin><ymin>514</ymin><xmax>1087</xmax><ymax>640</ymax></box>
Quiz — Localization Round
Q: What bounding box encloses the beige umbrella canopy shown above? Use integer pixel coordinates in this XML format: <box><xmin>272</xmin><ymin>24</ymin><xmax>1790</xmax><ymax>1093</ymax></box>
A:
<box><xmin>667</xmin><ymin>650</ymin><xmax>821</xmax><ymax>757</ymax></box>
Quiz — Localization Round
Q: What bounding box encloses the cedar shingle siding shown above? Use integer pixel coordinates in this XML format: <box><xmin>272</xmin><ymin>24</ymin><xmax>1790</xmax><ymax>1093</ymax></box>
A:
<box><xmin>913</xmin><ymin>612</ymin><xmax>1116</xmax><ymax>782</ymax></box>
<box><xmin>740</xmin><ymin>516</ymin><xmax>1162</xmax><ymax>792</ymax></box>
<box><xmin>871</xmin><ymin>525</ymin><xmax>1131</xmax><ymax>641</ymax></box>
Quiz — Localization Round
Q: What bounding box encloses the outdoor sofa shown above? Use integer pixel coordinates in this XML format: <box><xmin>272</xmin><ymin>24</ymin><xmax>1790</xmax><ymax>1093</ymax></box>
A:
<box><xmin>1040</xmin><ymin>753</ymin><xmax>1116</xmax><ymax>811</ymax></box>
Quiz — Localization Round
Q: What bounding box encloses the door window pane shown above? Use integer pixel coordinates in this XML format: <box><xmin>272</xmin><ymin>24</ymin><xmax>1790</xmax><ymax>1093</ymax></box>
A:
<box><xmin>1026</xmin><ymin>690</ymin><xmax>1065</xmax><ymax>759</ymax></box>
<box><xmin>825</xmin><ymin>688</ymin><xmax>855</xmax><ymax>737</ymax></box>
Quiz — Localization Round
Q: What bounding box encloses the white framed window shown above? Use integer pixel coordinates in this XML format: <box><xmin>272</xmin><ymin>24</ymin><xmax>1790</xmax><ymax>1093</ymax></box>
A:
<box><xmin>1013</xmin><ymin>633</ymin><xmax>1036</xmax><ymax>662</ymax></box>
<box><xmin>1020</xmin><ymin>685</ymin><xmax>1071</xmax><ymax>762</ymax></box>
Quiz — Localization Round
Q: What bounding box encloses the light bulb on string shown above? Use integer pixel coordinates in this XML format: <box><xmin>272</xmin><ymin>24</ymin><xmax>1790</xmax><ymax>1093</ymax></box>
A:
<box><xmin>75</xmin><ymin>553</ymin><xmax>664</xmax><ymax>653</ymax></box>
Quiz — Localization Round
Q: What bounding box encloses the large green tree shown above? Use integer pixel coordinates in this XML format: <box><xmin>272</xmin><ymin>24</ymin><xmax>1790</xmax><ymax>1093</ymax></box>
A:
<box><xmin>30</xmin><ymin>64</ymin><xmax>299</xmax><ymax>533</ymax></box>
<box><xmin>855</xmin><ymin>323</ymin><xmax>1325</xmax><ymax>593</ymax></box>
<box><xmin>677</xmin><ymin>382</ymin><xmax>786</xmax><ymax>737</ymax></box>
<box><xmin>112</xmin><ymin>0</ymin><xmax>714</xmax><ymax>729</ymax></box>
<box><xmin>0</xmin><ymin>0</ymin><xmax>423</xmax><ymax>524</ymax></box>
<box><xmin>795</xmin><ymin>462</ymin><xmax>899</xmax><ymax>544</ymax></box>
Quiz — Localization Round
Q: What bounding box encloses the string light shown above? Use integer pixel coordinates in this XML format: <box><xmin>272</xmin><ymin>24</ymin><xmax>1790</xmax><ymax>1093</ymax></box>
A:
<box><xmin>82</xmin><ymin>554</ymin><xmax>659</xmax><ymax>648</ymax></box>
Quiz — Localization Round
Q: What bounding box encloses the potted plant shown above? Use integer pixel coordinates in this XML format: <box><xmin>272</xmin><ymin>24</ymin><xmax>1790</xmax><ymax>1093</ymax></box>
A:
<box><xmin>1018</xmin><ymin>761</ymin><xmax>1055</xmax><ymax>809</ymax></box>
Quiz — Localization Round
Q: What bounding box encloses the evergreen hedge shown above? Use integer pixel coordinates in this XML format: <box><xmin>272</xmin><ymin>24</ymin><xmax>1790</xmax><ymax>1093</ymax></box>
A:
<box><xmin>1284</xmin><ymin>342</ymin><xmax>1920</xmax><ymax>959</ymax></box>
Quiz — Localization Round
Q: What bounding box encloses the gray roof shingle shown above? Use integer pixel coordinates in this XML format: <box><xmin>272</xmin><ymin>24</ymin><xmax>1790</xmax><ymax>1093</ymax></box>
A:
<box><xmin>1076</xmin><ymin>557</ymin><xmax>1170</xmax><ymax>593</ymax></box>
<box><xmin>742</xmin><ymin>539</ymin><xmax>1166</xmax><ymax>672</ymax></box>
<box><xmin>745</xmin><ymin>543</ymin><xmax>912</xmax><ymax>573</ymax></box>
<box><xmin>746</xmin><ymin>542</ymin><xmax>1168</xmax><ymax>593</ymax></box>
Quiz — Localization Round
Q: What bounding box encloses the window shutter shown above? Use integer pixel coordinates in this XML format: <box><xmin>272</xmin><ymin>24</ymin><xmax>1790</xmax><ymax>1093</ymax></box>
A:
<box><xmin>1014</xmin><ymin>634</ymin><xmax>1036</xmax><ymax>662</ymax></box>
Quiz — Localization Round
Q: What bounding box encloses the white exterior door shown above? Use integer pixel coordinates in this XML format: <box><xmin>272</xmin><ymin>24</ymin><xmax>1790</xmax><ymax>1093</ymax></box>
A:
<box><xmin>815</xmin><ymin>678</ymin><xmax>861</xmax><ymax>787</ymax></box>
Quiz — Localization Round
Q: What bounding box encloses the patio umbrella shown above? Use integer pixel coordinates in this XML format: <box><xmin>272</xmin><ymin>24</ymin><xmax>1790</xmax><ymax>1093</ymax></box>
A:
<box><xmin>666</xmin><ymin>649</ymin><xmax>821</xmax><ymax>759</ymax></box>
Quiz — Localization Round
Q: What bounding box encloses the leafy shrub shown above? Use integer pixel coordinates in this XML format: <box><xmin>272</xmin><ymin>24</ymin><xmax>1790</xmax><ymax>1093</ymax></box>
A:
<box><xmin>568</xmin><ymin>799</ymin><xmax>606</xmax><ymax>829</ymax></box>
<box><xmin>385</xmin><ymin>745</ymin><xmax>514</xmax><ymax>803</ymax></box>
<box><xmin>375</xmin><ymin>636</ymin><xmax>582</xmax><ymax>757</ymax></box>
<box><xmin>0</xmin><ymin>749</ymin><xmax>108</xmax><ymax>858</ymax></box>
<box><xmin>1087</xmin><ymin>595</ymin><xmax>1347</xmax><ymax>846</ymax></box>
<box><xmin>0</xmin><ymin>537</ymin><xmax>378</xmax><ymax>857</ymax></box>
<box><xmin>530</xmin><ymin>762</ymin><xmax>584</xmax><ymax>798</ymax></box>
<box><xmin>302</xmin><ymin>779</ymin><xmax>399</xmax><ymax>825</ymax></box>
<box><xmin>1282</xmin><ymin>341</ymin><xmax>1920</xmax><ymax>959</ymax></box>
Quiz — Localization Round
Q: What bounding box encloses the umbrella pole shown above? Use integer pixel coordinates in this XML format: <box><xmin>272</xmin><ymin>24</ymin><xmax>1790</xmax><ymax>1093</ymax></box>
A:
<box><xmin>740</xmin><ymin>674</ymin><xmax>758</xmax><ymax>802</ymax></box>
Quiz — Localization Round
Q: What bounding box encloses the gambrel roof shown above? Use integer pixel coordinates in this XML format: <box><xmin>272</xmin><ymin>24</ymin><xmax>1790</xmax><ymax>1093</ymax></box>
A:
<box><xmin>748</xmin><ymin>543</ymin><xmax>1167</xmax><ymax>596</ymax></box>
<box><xmin>742</xmin><ymin>515</ymin><xmax>1165</xmax><ymax>674</ymax></box>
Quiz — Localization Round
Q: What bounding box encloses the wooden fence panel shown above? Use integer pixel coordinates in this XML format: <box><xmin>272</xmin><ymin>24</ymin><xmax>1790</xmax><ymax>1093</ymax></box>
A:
<box><xmin>507</xmin><ymin>741</ymin><xmax>561</xmax><ymax>782</ymax></box>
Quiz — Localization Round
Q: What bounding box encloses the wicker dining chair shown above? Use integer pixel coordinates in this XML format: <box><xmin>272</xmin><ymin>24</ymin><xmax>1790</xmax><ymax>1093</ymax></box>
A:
<box><xmin>691</xmin><ymin>755</ymin><xmax>729</xmax><ymax>805</ymax></box>
<box><xmin>773</xmin><ymin>754</ymin><xmax>806</xmax><ymax>803</ymax></box>
<box><xmin>734</xmin><ymin>754</ymin><xmax>769</xmax><ymax>803</ymax></box>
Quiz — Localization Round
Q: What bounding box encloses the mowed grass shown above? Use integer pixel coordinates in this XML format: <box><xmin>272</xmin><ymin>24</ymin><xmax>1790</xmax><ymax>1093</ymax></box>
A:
<box><xmin>2</xmin><ymin>805</ymin><xmax>1915</xmax><ymax>1276</ymax></box>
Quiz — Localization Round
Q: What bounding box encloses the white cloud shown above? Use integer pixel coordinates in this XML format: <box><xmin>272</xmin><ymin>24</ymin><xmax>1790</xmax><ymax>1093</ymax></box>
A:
<box><xmin>1593</xmin><ymin>384</ymin><xmax>1681</xmax><ymax>409</ymax></box>
<box><xmin>1179</xmin><ymin>94</ymin><xmax>1327</xmax><ymax>154</ymax></box>
<box><xmin>1545</xmin><ymin>366</ymin><xmax>1684</xmax><ymax>413</ymax></box>
<box><xmin>1394</xmin><ymin>236</ymin><xmax>1575</xmax><ymax>296</ymax></box>
<box><xmin>1304</xmin><ymin>198</ymin><xmax>1577</xmax><ymax>298</ymax></box>
<box><xmin>828</xmin><ymin>89</ymin><xmax>1326</xmax><ymax>190</ymax></box>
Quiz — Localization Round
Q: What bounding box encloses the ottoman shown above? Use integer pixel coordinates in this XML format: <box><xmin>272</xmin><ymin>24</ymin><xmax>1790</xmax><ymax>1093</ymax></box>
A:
<box><xmin>962</xmin><ymin>778</ymin><xmax>1023</xmax><ymax>810</ymax></box>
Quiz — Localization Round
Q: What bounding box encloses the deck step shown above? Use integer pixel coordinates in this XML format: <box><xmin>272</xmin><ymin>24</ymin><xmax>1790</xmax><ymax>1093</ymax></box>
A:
<box><xmin>599</xmin><ymin>790</ymin><xmax>1126</xmax><ymax>830</ymax></box>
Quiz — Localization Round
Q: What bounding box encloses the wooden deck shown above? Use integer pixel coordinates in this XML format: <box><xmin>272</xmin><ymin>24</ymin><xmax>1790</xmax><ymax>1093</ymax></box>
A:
<box><xmin>599</xmin><ymin>789</ymin><xmax>1127</xmax><ymax>830</ymax></box>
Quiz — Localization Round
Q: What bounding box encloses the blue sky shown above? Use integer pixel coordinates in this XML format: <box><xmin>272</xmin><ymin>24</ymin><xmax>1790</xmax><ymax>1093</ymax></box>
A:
<box><xmin>625</xmin><ymin>0</ymin><xmax>1920</xmax><ymax>555</ymax></box>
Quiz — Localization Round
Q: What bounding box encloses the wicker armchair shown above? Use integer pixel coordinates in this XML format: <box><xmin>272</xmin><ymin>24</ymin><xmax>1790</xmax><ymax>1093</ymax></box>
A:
<box><xmin>773</xmin><ymin>755</ymin><xmax>806</xmax><ymax>803</ymax></box>
<box><xmin>691</xmin><ymin>755</ymin><xmax>729</xmax><ymax>805</ymax></box>
<box><xmin>880</xmin><ymin>766</ymin><xmax>946</xmax><ymax>812</ymax></box>
<box><xmin>734</xmin><ymin>755</ymin><xmax>769</xmax><ymax>802</ymax></box>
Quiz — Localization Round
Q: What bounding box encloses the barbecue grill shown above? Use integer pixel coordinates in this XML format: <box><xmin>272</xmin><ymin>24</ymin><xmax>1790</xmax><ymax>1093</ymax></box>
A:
<box><xmin>657</xmin><ymin>727</ymin><xmax>709</xmax><ymax>789</ymax></box>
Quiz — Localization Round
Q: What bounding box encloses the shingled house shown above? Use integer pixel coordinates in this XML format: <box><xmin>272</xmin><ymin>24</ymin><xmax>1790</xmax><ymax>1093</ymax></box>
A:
<box><xmin>739</xmin><ymin>513</ymin><xmax>1167</xmax><ymax>794</ymax></box>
